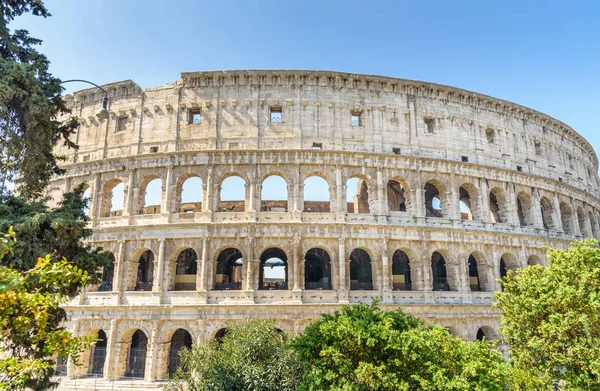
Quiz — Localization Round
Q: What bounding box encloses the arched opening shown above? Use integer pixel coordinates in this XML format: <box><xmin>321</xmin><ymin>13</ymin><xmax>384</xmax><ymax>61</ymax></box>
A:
<box><xmin>259</xmin><ymin>248</ymin><xmax>288</xmax><ymax>290</ymax></box>
<box><xmin>178</xmin><ymin>176</ymin><xmax>203</xmax><ymax>213</ymax></box>
<box><xmin>560</xmin><ymin>202</ymin><xmax>573</xmax><ymax>234</ymax></box>
<box><xmin>387</xmin><ymin>180</ymin><xmax>407</xmax><ymax>212</ymax></box>
<box><xmin>392</xmin><ymin>250</ymin><xmax>411</xmax><ymax>290</ymax></box>
<box><xmin>82</xmin><ymin>187</ymin><xmax>92</xmax><ymax>216</ymax></box>
<box><xmin>489</xmin><ymin>188</ymin><xmax>506</xmax><ymax>223</ymax></box>
<box><xmin>174</xmin><ymin>249</ymin><xmax>197</xmax><ymax>291</ymax></box>
<box><xmin>126</xmin><ymin>330</ymin><xmax>147</xmax><ymax>379</ymax></box>
<box><xmin>138</xmin><ymin>177</ymin><xmax>162</xmax><ymax>215</ymax></box>
<box><xmin>98</xmin><ymin>253</ymin><xmax>115</xmax><ymax>292</ymax></box>
<box><xmin>540</xmin><ymin>197</ymin><xmax>554</xmax><ymax>230</ymax></box>
<box><xmin>168</xmin><ymin>329</ymin><xmax>192</xmax><ymax>375</ymax></box>
<box><xmin>468</xmin><ymin>255</ymin><xmax>480</xmax><ymax>291</ymax></box>
<box><xmin>459</xmin><ymin>186</ymin><xmax>475</xmax><ymax>220</ymax></box>
<box><xmin>215</xmin><ymin>248</ymin><xmax>243</xmax><ymax>290</ymax></box>
<box><xmin>303</xmin><ymin>176</ymin><xmax>330</xmax><ymax>212</ymax></box>
<box><xmin>88</xmin><ymin>330</ymin><xmax>108</xmax><ymax>376</ymax></box>
<box><xmin>56</xmin><ymin>356</ymin><xmax>68</xmax><ymax>377</ymax></box>
<box><xmin>347</xmin><ymin>177</ymin><xmax>370</xmax><ymax>214</ymax></box>
<box><xmin>101</xmin><ymin>180</ymin><xmax>125</xmax><ymax>218</ymax></box>
<box><xmin>260</xmin><ymin>175</ymin><xmax>288</xmax><ymax>212</ymax></box>
<box><xmin>431</xmin><ymin>251</ymin><xmax>449</xmax><ymax>291</ymax></box>
<box><xmin>135</xmin><ymin>250</ymin><xmax>154</xmax><ymax>291</ymax></box>
<box><xmin>349</xmin><ymin>249</ymin><xmax>373</xmax><ymax>290</ymax></box>
<box><xmin>499</xmin><ymin>253</ymin><xmax>519</xmax><ymax>283</ymax></box>
<box><xmin>219</xmin><ymin>175</ymin><xmax>246</xmax><ymax>212</ymax></box>
<box><xmin>214</xmin><ymin>328</ymin><xmax>229</xmax><ymax>344</ymax></box>
<box><xmin>424</xmin><ymin>182</ymin><xmax>443</xmax><ymax>217</ymax></box>
<box><xmin>577</xmin><ymin>207</ymin><xmax>587</xmax><ymax>237</ymax></box>
<box><xmin>517</xmin><ymin>192</ymin><xmax>533</xmax><ymax>226</ymax></box>
<box><xmin>476</xmin><ymin>328</ymin><xmax>486</xmax><ymax>341</ymax></box>
<box><xmin>304</xmin><ymin>248</ymin><xmax>332</xmax><ymax>290</ymax></box>
<box><xmin>589</xmin><ymin>211</ymin><xmax>599</xmax><ymax>239</ymax></box>
<box><xmin>527</xmin><ymin>255</ymin><xmax>543</xmax><ymax>266</ymax></box>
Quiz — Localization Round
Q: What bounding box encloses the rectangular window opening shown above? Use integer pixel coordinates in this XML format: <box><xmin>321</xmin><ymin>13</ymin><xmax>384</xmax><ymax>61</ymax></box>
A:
<box><xmin>392</xmin><ymin>147</ymin><xmax>401</xmax><ymax>155</ymax></box>
<box><xmin>116</xmin><ymin>116</ymin><xmax>127</xmax><ymax>132</ymax></box>
<box><xmin>270</xmin><ymin>107</ymin><xmax>283</xmax><ymax>123</ymax></box>
<box><xmin>312</xmin><ymin>142</ymin><xmax>322</xmax><ymax>150</ymax></box>
<box><xmin>424</xmin><ymin>117</ymin><xmax>434</xmax><ymax>133</ymax></box>
<box><xmin>188</xmin><ymin>109</ymin><xmax>201</xmax><ymax>125</ymax></box>
<box><xmin>516</xmin><ymin>166</ymin><xmax>523</xmax><ymax>172</ymax></box>
<box><xmin>351</xmin><ymin>111</ymin><xmax>362</xmax><ymax>127</ymax></box>
<box><xmin>534</xmin><ymin>141</ymin><xmax>542</xmax><ymax>156</ymax></box>
<box><xmin>461</xmin><ymin>156</ymin><xmax>469</xmax><ymax>163</ymax></box>
<box><xmin>150</xmin><ymin>146</ymin><xmax>158</xmax><ymax>153</ymax></box>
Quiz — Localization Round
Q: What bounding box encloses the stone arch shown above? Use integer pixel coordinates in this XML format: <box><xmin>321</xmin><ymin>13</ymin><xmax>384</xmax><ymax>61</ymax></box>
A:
<box><xmin>392</xmin><ymin>249</ymin><xmax>411</xmax><ymax>290</ymax></box>
<box><xmin>136</xmin><ymin>175</ymin><xmax>163</xmax><ymax>215</ymax></box>
<box><xmin>214</xmin><ymin>327</ymin><xmax>230</xmax><ymax>343</ymax></box>
<box><xmin>431</xmin><ymin>250</ymin><xmax>451</xmax><ymax>291</ymax></box>
<box><xmin>424</xmin><ymin>179</ymin><xmax>447</xmax><ymax>217</ymax></box>
<box><xmin>349</xmin><ymin>248</ymin><xmax>373</xmax><ymax>290</ymax></box>
<box><xmin>72</xmin><ymin>182</ymin><xmax>92</xmax><ymax>216</ymax></box>
<box><xmin>122</xmin><ymin>329</ymin><xmax>148</xmax><ymax>379</ymax></box>
<box><xmin>540</xmin><ymin>196</ymin><xmax>554</xmax><ymax>230</ymax></box>
<box><xmin>219</xmin><ymin>174</ymin><xmax>247</xmax><ymax>212</ymax></box>
<box><xmin>88</xmin><ymin>329</ymin><xmax>108</xmax><ymax>376</ymax></box>
<box><xmin>169</xmin><ymin>248</ymin><xmax>198</xmax><ymax>291</ymax></box>
<box><xmin>527</xmin><ymin>254</ymin><xmax>543</xmax><ymax>266</ymax></box>
<box><xmin>167</xmin><ymin>329</ymin><xmax>193</xmax><ymax>376</ymax></box>
<box><xmin>97</xmin><ymin>252</ymin><xmax>115</xmax><ymax>292</ymax></box>
<box><xmin>259</xmin><ymin>247</ymin><xmax>288</xmax><ymax>290</ymax></box>
<box><xmin>346</xmin><ymin>174</ymin><xmax>373</xmax><ymax>214</ymax></box>
<box><xmin>304</xmin><ymin>248</ymin><xmax>332</xmax><ymax>290</ymax></box>
<box><xmin>260</xmin><ymin>174</ymin><xmax>289</xmax><ymax>212</ymax></box>
<box><xmin>176</xmin><ymin>173</ymin><xmax>203</xmax><ymax>213</ymax></box>
<box><xmin>467</xmin><ymin>254</ymin><xmax>481</xmax><ymax>291</ymax></box>
<box><xmin>387</xmin><ymin>179</ymin><xmax>408</xmax><ymax>212</ymax></box>
<box><xmin>459</xmin><ymin>183</ymin><xmax>479</xmax><ymax>220</ymax></box>
<box><xmin>489</xmin><ymin>187</ymin><xmax>507</xmax><ymax>223</ymax></box>
<box><xmin>577</xmin><ymin>206</ymin><xmax>587</xmax><ymax>237</ymax></box>
<box><xmin>100</xmin><ymin>178</ymin><xmax>125</xmax><ymax>218</ymax></box>
<box><xmin>303</xmin><ymin>175</ymin><xmax>331</xmax><ymax>212</ymax></box>
<box><xmin>560</xmin><ymin>201</ymin><xmax>573</xmax><ymax>234</ymax></box>
<box><xmin>128</xmin><ymin>249</ymin><xmax>155</xmax><ymax>291</ymax></box>
<box><xmin>214</xmin><ymin>247</ymin><xmax>243</xmax><ymax>290</ymax></box>
<box><xmin>516</xmin><ymin>191</ymin><xmax>534</xmax><ymax>226</ymax></box>
<box><xmin>476</xmin><ymin>326</ymin><xmax>497</xmax><ymax>341</ymax></box>
<box><xmin>499</xmin><ymin>252</ymin><xmax>519</xmax><ymax>282</ymax></box>
<box><xmin>468</xmin><ymin>251</ymin><xmax>493</xmax><ymax>292</ymax></box>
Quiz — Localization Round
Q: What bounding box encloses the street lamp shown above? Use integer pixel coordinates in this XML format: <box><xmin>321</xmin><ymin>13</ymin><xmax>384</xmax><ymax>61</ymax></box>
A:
<box><xmin>60</xmin><ymin>79</ymin><xmax>109</xmax><ymax>119</ymax></box>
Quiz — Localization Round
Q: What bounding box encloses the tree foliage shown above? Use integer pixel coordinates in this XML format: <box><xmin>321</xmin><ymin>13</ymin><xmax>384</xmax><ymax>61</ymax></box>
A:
<box><xmin>495</xmin><ymin>239</ymin><xmax>600</xmax><ymax>390</ymax></box>
<box><xmin>293</xmin><ymin>302</ymin><xmax>510</xmax><ymax>391</ymax></box>
<box><xmin>0</xmin><ymin>230</ymin><xmax>95</xmax><ymax>391</ymax></box>
<box><xmin>0</xmin><ymin>0</ymin><xmax>78</xmax><ymax>199</ymax></box>
<box><xmin>166</xmin><ymin>319</ymin><xmax>303</xmax><ymax>391</ymax></box>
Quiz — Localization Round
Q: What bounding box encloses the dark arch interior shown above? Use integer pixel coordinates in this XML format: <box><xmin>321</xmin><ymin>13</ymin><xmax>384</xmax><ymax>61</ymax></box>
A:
<box><xmin>424</xmin><ymin>183</ymin><xmax>442</xmax><ymax>217</ymax></box>
<box><xmin>489</xmin><ymin>190</ymin><xmax>501</xmax><ymax>223</ymax></box>
<box><xmin>350</xmin><ymin>249</ymin><xmax>373</xmax><ymax>290</ymax></box>
<box><xmin>99</xmin><ymin>253</ymin><xmax>115</xmax><ymax>292</ymax></box>
<box><xmin>304</xmin><ymin>248</ymin><xmax>332</xmax><ymax>290</ymax></box>
<box><xmin>168</xmin><ymin>329</ymin><xmax>193</xmax><ymax>375</ymax></box>
<box><xmin>215</xmin><ymin>328</ymin><xmax>229</xmax><ymax>344</ymax></box>
<box><xmin>89</xmin><ymin>330</ymin><xmax>108</xmax><ymax>376</ymax></box>
<box><xmin>431</xmin><ymin>251</ymin><xmax>449</xmax><ymax>291</ymax></box>
<box><xmin>215</xmin><ymin>248</ymin><xmax>243</xmax><ymax>290</ymax></box>
<box><xmin>468</xmin><ymin>255</ymin><xmax>480</xmax><ymax>291</ymax></box>
<box><xmin>136</xmin><ymin>250</ymin><xmax>154</xmax><ymax>291</ymax></box>
<box><xmin>259</xmin><ymin>248</ymin><xmax>288</xmax><ymax>290</ymax></box>
<box><xmin>126</xmin><ymin>330</ymin><xmax>148</xmax><ymax>378</ymax></box>
<box><xmin>174</xmin><ymin>248</ymin><xmax>198</xmax><ymax>291</ymax></box>
<box><xmin>476</xmin><ymin>328</ymin><xmax>486</xmax><ymax>341</ymax></box>
<box><xmin>387</xmin><ymin>180</ymin><xmax>406</xmax><ymax>212</ymax></box>
<box><xmin>500</xmin><ymin>258</ymin><xmax>508</xmax><ymax>280</ymax></box>
<box><xmin>392</xmin><ymin>250</ymin><xmax>411</xmax><ymax>290</ymax></box>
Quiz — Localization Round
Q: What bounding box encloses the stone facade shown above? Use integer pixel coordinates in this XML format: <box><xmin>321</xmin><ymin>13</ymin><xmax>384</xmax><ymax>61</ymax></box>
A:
<box><xmin>49</xmin><ymin>70</ymin><xmax>600</xmax><ymax>389</ymax></box>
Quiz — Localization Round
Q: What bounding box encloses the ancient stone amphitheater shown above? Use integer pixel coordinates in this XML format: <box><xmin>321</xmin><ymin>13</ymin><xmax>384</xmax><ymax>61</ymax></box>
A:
<box><xmin>48</xmin><ymin>70</ymin><xmax>600</xmax><ymax>389</ymax></box>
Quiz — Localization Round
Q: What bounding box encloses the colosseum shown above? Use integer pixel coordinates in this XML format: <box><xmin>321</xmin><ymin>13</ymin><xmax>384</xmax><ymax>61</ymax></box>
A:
<box><xmin>48</xmin><ymin>70</ymin><xmax>600</xmax><ymax>389</ymax></box>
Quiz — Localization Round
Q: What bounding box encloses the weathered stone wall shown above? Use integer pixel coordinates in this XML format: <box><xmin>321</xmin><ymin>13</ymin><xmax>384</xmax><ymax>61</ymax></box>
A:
<box><xmin>50</xmin><ymin>70</ymin><xmax>600</xmax><ymax>388</ymax></box>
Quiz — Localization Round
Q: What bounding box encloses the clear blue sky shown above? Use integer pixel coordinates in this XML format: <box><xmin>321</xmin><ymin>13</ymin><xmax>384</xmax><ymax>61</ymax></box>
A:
<box><xmin>11</xmin><ymin>0</ymin><xmax>600</xmax><ymax>163</ymax></box>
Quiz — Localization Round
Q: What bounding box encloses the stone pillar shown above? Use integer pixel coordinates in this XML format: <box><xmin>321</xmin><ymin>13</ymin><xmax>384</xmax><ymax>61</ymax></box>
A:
<box><xmin>123</xmin><ymin>169</ymin><xmax>136</xmax><ymax>218</ymax></box>
<box><xmin>571</xmin><ymin>200</ymin><xmax>582</xmax><ymax>236</ymax></box>
<box><xmin>449</xmin><ymin>187</ymin><xmax>460</xmax><ymax>220</ymax></box>
<box><xmin>335</xmin><ymin>167</ymin><xmax>344</xmax><ymax>213</ymax></box>
<box><xmin>89</xmin><ymin>173</ymin><xmax>101</xmax><ymax>224</ymax></box>
<box><xmin>293</xmin><ymin>236</ymin><xmax>301</xmax><ymax>290</ymax></box>
<box><xmin>245</xmin><ymin>237</ymin><xmax>255</xmax><ymax>291</ymax></box>
<box><xmin>507</xmin><ymin>186</ymin><xmax>520</xmax><ymax>225</ymax></box>
<box><xmin>66</xmin><ymin>321</ymin><xmax>81</xmax><ymax>379</ymax></box>
<box><xmin>293</xmin><ymin>165</ymin><xmax>301</xmax><ymax>212</ymax></box>
<box><xmin>532</xmin><ymin>192</ymin><xmax>544</xmax><ymax>228</ymax></box>
<box><xmin>204</xmin><ymin>168</ymin><xmax>213</xmax><ymax>212</ymax></box>
<box><xmin>584</xmin><ymin>209</ymin><xmax>594</xmax><ymax>238</ymax></box>
<box><xmin>491</xmin><ymin>247</ymin><xmax>502</xmax><ymax>291</ymax></box>
<box><xmin>248</xmin><ymin>182</ymin><xmax>256</xmax><ymax>212</ymax></box>
<box><xmin>479</xmin><ymin>179</ymin><xmax>491</xmax><ymax>222</ymax></box>
<box><xmin>377</xmin><ymin>169</ymin><xmax>385</xmax><ymax>216</ymax></box>
<box><xmin>198</xmin><ymin>237</ymin><xmax>208</xmax><ymax>291</ymax></box>
<box><xmin>162</xmin><ymin>164</ymin><xmax>174</xmax><ymax>214</ymax></box>
<box><xmin>153</xmin><ymin>238</ymin><xmax>166</xmax><ymax>292</ymax></box>
<box><xmin>552</xmin><ymin>193</ymin><xmax>564</xmax><ymax>232</ymax></box>
<box><xmin>114</xmin><ymin>240</ymin><xmax>126</xmax><ymax>293</ymax></box>
<box><xmin>381</xmin><ymin>238</ymin><xmax>393</xmax><ymax>303</ymax></box>
<box><xmin>145</xmin><ymin>327</ymin><xmax>159</xmax><ymax>382</ymax></box>
<box><xmin>412</xmin><ymin>188</ymin><xmax>423</xmax><ymax>218</ymax></box>
<box><xmin>338</xmin><ymin>238</ymin><xmax>346</xmax><ymax>290</ymax></box>
<box><xmin>104</xmin><ymin>319</ymin><xmax>119</xmax><ymax>380</ymax></box>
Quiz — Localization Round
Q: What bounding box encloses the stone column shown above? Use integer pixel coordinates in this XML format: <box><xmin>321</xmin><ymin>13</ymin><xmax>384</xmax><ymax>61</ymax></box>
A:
<box><xmin>377</xmin><ymin>169</ymin><xmax>385</xmax><ymax>216</ymax></box>
<box><xmin>145</xmin><ymin>327</ymin><xmax>159</xmax><ymax>382</ymax></box>
<box><xmin>479</xmin><ymin>179</ymin><xmax>491</xmax><ymax>222</ymax></box>
<box><xmin>162</xmin><ymin>164</ymin><xmax>174</xmax><ymax>214</ymax></box>
<box><xmin>381</xmin><ymin>238</ymin><xmax>392</xmax><ymax>303</ymax></box>
<box><xmin>335</xmin><ymin>167</ymin><xmax>344</xmax><ymax>213</ymax></box>
<box><xmin>552</xmin><ymin>193</ymin><xmax>564</xmax><ymax>232</ymax></box>
<box><xmin>114</xmin><ymin>240</ymin><xmax>126</xmax><ymax>293</ymax></box>
<box><xmin>66</xmin><ymin>321</ymin><xmax>81</xmax><ymax>379</ymax></box>
<box><xmin>153</xmin><ymin>238</ymin><xmax>166</xmax><ymax>293</ymax></box>
<box><xmin>449</xmin><ymin>187</ymin><xmax>460</xmax><ymax>220</ymax></box>
<box><xmin>491</xmin><ymin>247</ymin><xmax>502</xmax><ymax>291</ymax></box>
<box><xmin>532</xmin><ymin>192</ymin><xmax>544</xmax><ymax>228</ymax></box>
<box><xmin>571</xmin><ymin>200</ymin><xmax>582</xmax><ymax>236</ymax></box>
<box><xmin>90</xmin><ymin>173</ymin><xmax>101</xmax><ymax>225</ymax></box>
<box><xmin>338</xmin><ymin>237</ymin><xmax>346</xmax><ymax>291</ymax></box>
<box><xmin>104</xmin><ymin>319</ymin><xmax>119</xmax><ymax>380</ymax></box>
<box><xmin>293</xmin><ymin>165</ymin><xmax>301</xmax><ymax>212</ymax></box>
<box><xmin>248</xmin><ymin>181</ymin><xmax>256</xmax><ymax>212</ymax></box>
<box><xmin>198</xmin><ymin>237</ymin><xmax>208</xmax><ymax>291</ymax></box>
<box><xmin>245</xmin><ymin>237</ymin><xmax>255</xmax><ymax>291</ymax></box>
<box><xmin>123</xmin><ymin>169</ymin><xmax>136</xmax><ymax>218</ymax></box>
<box><xmin>292</xmin><ymin>236</ymin><xmax>301</xmax><ymax>291</ymax></box>
<box><xmin>204</xmin><ymin>168</ymin><xmax>213</xmax><ymax>212</ymax></box>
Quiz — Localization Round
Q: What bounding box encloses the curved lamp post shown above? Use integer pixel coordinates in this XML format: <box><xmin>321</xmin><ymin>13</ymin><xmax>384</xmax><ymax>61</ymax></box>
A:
<box><xmin>61</xmin><ymin>79</ymin><xmax>109</xmax><ymax>119</ymax></box>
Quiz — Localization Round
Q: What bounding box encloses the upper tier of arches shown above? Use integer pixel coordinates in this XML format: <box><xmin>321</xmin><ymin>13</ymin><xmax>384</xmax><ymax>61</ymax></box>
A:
<box><xmin>59</xmin><ymin>70</ymin><xmax>599</xmax><ymax>195</ymax></box>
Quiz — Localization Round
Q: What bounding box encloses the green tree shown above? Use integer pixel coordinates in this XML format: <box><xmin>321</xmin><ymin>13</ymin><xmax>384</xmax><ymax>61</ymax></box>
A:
<box><xmin>166</xmin><ymin>319</ymin><xmax>303</xmax><ymax>391</ymax></box>
<box><xmin>495</xmin><ymin>239</ymin><xmax>600</xmax><ymax>390</ymax></box>
<box><xmin>293</xmin><ymin>303</ymin><xmax>510</xmax><ymax>391</ymax></box>
<box><xmin>0</xmin><ymin>230</ymin><xmax>95</xmax><ymax>391</ymax></box>
<box><xmin>0</xmin><ymin>0</ymin><xmax>78</xmax><ymax>199</ymax></box>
